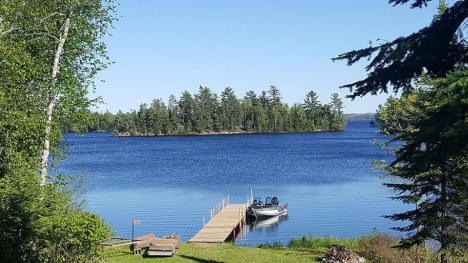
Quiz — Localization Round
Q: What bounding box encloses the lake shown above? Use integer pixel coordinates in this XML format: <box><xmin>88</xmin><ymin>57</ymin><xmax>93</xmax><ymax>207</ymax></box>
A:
<box><xmin>59</xmin><ymin>120</ymin><xmax>407</xmax><ymax>246</ymax></box>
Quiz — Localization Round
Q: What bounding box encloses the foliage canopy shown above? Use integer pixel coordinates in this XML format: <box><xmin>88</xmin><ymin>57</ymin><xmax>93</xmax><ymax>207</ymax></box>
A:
<box><xmin>0</xmin><ymin>0</ymin><xmax>115</xmax><ymax>262</ymax></box>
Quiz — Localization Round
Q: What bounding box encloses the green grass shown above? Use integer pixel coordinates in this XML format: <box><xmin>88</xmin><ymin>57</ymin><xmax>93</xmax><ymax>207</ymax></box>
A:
<box><xmin>103</xmin><ymin>243</ymin><xmax>327</xmax><ymax>263</ymax></box>
<box><xmin>287</xmin><ymin>236</ymin><xmax>360</xmax><ymax>251</ymax></box>
<box><xmin>103</xmin><ymin>234</ymin><xmax>467</xmax><ymax>263</ymax></box>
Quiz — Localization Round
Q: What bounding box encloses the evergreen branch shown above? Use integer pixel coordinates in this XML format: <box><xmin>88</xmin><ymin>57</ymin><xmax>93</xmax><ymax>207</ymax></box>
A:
<box><xmin>332</xmin><ymin>0</ymin><xmax>468</xmax><ymax>99</ymax></box>
<box><xmin>389</xmin><ymin>0</ymin><xmax>432</xmax><ymax>8</ymax></box>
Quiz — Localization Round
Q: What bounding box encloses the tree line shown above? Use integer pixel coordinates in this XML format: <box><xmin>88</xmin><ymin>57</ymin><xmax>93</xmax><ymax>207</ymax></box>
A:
<box><xmin>64</xmin><ymin>86</ymin><xmax>345</xmax><ymax>135</ymax></box>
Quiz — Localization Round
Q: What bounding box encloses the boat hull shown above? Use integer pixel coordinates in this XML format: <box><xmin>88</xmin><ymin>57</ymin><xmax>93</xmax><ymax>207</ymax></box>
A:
<box><xmin>249</xmin><ymin>205</ymin><xmax>287</xmax><ymax>218</ymax></box>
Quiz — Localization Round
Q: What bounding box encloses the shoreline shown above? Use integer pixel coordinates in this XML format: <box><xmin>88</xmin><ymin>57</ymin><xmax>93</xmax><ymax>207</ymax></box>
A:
<box><xmin>112</xmin><ymin>129</ymin><xmax>345</xmax><ymax>137</ymax></box>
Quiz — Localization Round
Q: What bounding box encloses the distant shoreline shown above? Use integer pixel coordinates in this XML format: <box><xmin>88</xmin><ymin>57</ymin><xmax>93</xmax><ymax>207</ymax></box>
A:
<box><xmin>112</xmin><ymin>128</ymin><xmax>345</xmax><ymax>137</ymax></box>
<box><xmin>113</xmin><ymin>129</ymin><xmax>345</xmax><ymax>137</ymax></box>
<box><xmin>63</xmin><ymin>120</ymin><xmax>376</xmax><ymax>135</ymax></box>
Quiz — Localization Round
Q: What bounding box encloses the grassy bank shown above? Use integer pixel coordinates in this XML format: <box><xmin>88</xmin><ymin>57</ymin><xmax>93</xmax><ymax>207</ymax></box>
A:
<box><xmin>103</xmin><ymin>243</ymin><xmax>326</xmax><ymax>263</ymax></box>
<box><xmin>103</xmin><ymin>234</ymin><xmax>467</xmax><ymax>263</ymax></box>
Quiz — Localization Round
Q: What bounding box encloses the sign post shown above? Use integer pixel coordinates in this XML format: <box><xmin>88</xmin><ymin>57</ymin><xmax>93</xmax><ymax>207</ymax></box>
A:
<box><xmin>132</xmin><ymin>219</ymin><xmax>140</xmax><ymax>242</ymax></box>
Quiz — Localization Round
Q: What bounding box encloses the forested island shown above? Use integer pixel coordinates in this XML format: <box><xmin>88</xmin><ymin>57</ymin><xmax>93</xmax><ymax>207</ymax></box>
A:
<box><xmin>64</xmin><ymin>86</ymin><xmax>345</xmax><ymax>136</ymax></box>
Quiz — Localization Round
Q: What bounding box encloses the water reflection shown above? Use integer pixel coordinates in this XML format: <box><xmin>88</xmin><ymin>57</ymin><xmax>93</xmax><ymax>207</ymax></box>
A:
<box><xmin>248</xmin><ymin>214</ymin><xmax>289</xmax><ymax>231</ymax></box>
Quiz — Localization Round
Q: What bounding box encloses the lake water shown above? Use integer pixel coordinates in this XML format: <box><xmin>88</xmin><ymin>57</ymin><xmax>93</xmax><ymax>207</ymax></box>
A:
<box><xmin>59</xmin><ymin>120</ymin><xmax>408</xmax><ymax>246</ymax></box>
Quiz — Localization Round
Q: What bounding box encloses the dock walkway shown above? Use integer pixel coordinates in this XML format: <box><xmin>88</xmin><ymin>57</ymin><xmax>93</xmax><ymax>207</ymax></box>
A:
<box><xmin>189</xmin><ymin>204</ymin><xmax>247</xmax><ymax>244</ymax></box>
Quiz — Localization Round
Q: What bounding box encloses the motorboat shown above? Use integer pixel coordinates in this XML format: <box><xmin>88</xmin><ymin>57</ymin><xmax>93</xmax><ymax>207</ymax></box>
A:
<box><xmin>247</xmin><ymin>196</ymin><xmax>288</xmax><ymax>219</ymax></box>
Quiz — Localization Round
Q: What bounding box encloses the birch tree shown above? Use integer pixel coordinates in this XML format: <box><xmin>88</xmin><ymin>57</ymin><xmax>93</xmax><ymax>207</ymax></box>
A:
<box><xmin>0</xmin><ymin>1</ymin><xmax>115</xmax><ymax>261</ymax></box>
<box><xmin>0</xmin><ymin>0</ymin><xmax>115</xmax><ymax>185</ymax></box>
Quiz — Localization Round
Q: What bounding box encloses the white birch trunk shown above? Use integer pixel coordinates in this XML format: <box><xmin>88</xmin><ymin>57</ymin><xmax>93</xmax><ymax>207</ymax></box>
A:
<box><xmin>39</xmin><ymin>16</ymin><xmax>71</xmax><ymax>186</ymax></box>
<box><xmin>0</xmin><ymin>17</ymin><xmax>16</xmax><ymax>36</ymax></box>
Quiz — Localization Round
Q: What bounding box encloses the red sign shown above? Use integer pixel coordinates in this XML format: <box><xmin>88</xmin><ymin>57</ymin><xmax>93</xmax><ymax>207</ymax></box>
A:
<box><xmin>133</xmin><ymin>219</ymin><xmax>141</xmax><ymax>225</ymax></box>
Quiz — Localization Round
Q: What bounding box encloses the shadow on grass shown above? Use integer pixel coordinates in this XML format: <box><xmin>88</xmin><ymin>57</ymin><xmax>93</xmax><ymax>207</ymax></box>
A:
<box><xmin>179</xmin><ymin>255</ymin><xmax>225</xmax><ymax>263</ymax></box>
<box><xmin>281</xmin><ymin>248</ymin><xmax>325</xmax><ymax>262</ymax></box>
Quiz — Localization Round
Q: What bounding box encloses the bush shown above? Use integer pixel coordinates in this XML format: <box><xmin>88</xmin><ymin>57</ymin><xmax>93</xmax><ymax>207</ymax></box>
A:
<box><xmin>0</xmin><ymin>162</ymin><xmax>43</xmax><ymax>263</ymax></box>
<box><xmin>358</xmin><ymin>233</ymin><xmax>420</xmax><ymax>263</ymax></box>
<box><xmin>0</xmin><ymin>166</ymin><xmax>111</xmax><ymax>263</ymax></box>
<box><xmin>280</xmin><ymin>233</ymin><xmax>467</xmax><ymax>263</ymax></box>
<box><xmin>358</xmin><ymin>233</ymin><xmax>467</xmax><ymax>263</ymax></box>
<box><xmin>36</xmin><ymin>209</ymin><xmax>111</xmax><ymax>263</ymax></box>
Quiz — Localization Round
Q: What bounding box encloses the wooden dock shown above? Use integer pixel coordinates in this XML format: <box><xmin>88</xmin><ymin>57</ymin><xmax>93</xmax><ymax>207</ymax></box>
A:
<box><xmin>189</xmin><ymin>203</ymin><xmax>247</xmax><ymax>244</ymax></box>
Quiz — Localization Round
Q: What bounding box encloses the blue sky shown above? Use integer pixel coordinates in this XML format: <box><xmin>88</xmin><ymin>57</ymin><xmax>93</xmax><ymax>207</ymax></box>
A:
<box><xmin>95</xmin><ymin>0</ymin><xmax>445</xmax><ymax>113</ymax></box>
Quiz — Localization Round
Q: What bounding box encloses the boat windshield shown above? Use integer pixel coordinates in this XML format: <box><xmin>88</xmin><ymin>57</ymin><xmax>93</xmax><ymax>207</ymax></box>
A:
<box><xmin>265</xmin><ymin>197</ymin><xmax>272</xmax><ymax>205</ymax></box>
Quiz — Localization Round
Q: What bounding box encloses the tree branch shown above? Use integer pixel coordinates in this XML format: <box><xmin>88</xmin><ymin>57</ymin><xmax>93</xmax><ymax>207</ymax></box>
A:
<box><xmin>332</xmin><ymin>0</ymin><xmax>468</xmax><ymax>99</ymax></box>
<box><xmin>39</xmin><ymin>12</ymin><xmax>66</xmax><ymax>24</ymax></box>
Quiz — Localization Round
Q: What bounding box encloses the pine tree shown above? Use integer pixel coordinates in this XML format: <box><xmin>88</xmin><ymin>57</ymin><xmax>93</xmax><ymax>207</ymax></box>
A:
<box><xmin>194</xmin><ymin>86</ymin><xmax>215</xmax><ymax>132</ymax></box>
<box><xmin>267</xmin><ymin>86</ymin><xmax>283</xmax><ymax>131</ymax></box>
<box><xmin>168</xmin><ymin>95</ymin><xmax>180</xmax><ymax>134</ymax></box>
<box><xmin>329</xmin><ymin>93</ymin><xmax>345</xmax><ymax>131</ymax></box>
<box><xmin>334</xmin><ymin>1</ymin><xmax>468</xmax><ymax>261</ymax></box>
<box><xmin>304</xmin><ymin>91</ymin><xmax>320</xmax><ymax>130</ymax></box>
<box><xmin>220</xmin><ymin>87</ymin><xmax>241</xmax><ymax>131</ymax></box>
<box><xmin>382</xmin><ymin>71</ymin><xmax>468</xmax><ymax>259</ymax></box>
<box><xmin>178</xmin><ymin>91</ymin><xmax>195</xmax><ymax>132</ymax></box>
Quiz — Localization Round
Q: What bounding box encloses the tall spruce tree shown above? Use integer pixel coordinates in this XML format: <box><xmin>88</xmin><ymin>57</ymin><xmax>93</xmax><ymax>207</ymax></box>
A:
<box><xmin>382</xmin><ymin>72</ymin><xmax>468</xmax><ymax>259</ymax></box>
<box><xmin>220</xmin><ymin>87</ymin><xmax>241</xmax><ymax>131</ymax></box>
<box><xmin>334</xmin><ymin>1</ymin><xmax>468</xmax><ymax>262</ymax></box>
<box><xmin>194</xmin><ymin>86</ymin><xmax>216</xmax><ymax>132</ymax></box>
<box><xmin>329</xmin><ymin>93</ymin><xmax>345</xmax><ymax>131</ymax></box>
<box><xmin>304</xmin><ymin>90</ymin><xmax>320</xmax><ymax>130</ymax></box>
<box><xmin>168</xmin><ymin>95</ymin><xmax>180</xmax><ymax>134</ymax></box>
<box><xmin>178</xmin><ymin>91</ymin><xmax>195</xmax><ymax>132</ymax></box>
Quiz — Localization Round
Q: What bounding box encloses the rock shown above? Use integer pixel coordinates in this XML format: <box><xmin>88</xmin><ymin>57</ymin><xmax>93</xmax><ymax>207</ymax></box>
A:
<box><xmin>321</xmin><ymin>244</ymin><xmax>365</xmax><ymax>263</ymax></box>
